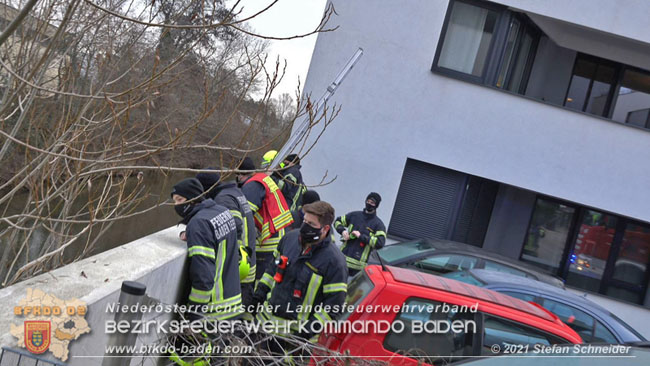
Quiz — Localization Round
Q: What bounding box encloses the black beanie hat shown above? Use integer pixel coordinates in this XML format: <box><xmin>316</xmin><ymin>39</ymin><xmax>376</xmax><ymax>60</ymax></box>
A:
<box><xmin>302</xmin><ymin>190</ymin><xmax>320</xmax><ymax>205</ymax></box>
<box><xmin>366</xmin><ymin>192</ymin><xmax>382</xmax><ymax>207</ymax></box>
<box><xmin>171</xmin><ymin>178</ymin><xmax>204</xmax><ymax>201</ymax></box>
<box><xmin>285</xmin><ymin>154</ymin><xmax>300</xmax><ymax>165</ymax></box>
<box><xmin>196</xmin><ymin>169</ymin><xmax>220</xmax><ymax>191</ymax></box>
<box><xmin>238</xmin><ymin>157</ymin><xmax>255</xmax><ymax>171</ymax></box>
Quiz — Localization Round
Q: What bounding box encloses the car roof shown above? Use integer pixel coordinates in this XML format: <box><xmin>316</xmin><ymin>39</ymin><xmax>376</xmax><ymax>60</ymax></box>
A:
<box><xmin>386</xmin><ymin>265</ymin><xmax>556</xmax><ymax>322</ymax></box>
<box><xmin>464</xmin><ymin>269</ymin><xmax>646</xmax><ymax>342</ymax></box>
<box><xmin>382</xmin><ymin>238</ymin><xmax>565</xmax><ymax>287</ymax></box>
<box><xmin>467</xmin><ymin>269</ymin><xmax>612</xmax><ymax>312</ymax></box>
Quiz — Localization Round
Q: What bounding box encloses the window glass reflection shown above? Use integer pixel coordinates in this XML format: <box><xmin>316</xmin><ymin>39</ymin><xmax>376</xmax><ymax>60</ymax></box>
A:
<box><xmin>521</xmin><ymin>199</ymin><xmax>575</xmax><ymax>273</ymax></box>
<box><xmin>605</xmin><ymin>223</ymin><xmax>650</xmax><ymax>303</ymax></box>
<box><xmin>566</xmin><ymin>210</ymin><xmax>616</xmax><ymax>292</ymax></box>
<box><xmin>496</xmin><ymin>19</ymin><xmax>520</xmax><ymax>88</ymax></box>
<box><xmin>438</xmin><ymin>1</ymin><xmax>499</xmax><ymax>77</ymax></box>
<box><xmin>612</xmin><ymin>69</ymin><xmax>650</xmax><ymax>127</ymax></box>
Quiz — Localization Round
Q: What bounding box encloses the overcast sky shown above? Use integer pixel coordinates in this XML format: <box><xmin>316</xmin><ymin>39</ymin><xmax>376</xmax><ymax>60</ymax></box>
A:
<box><xmin>241</xmin><ymin>0</ymin><xmax>328</xmax><ymax>99</ymax></box>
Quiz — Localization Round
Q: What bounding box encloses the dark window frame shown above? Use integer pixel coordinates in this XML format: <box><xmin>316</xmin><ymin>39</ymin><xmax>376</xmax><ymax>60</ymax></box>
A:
<box><xmin>521</xmin><ymin>194</ymin><xmax>650</xmax><ymax>305</ymax></box>
<box><xmin>493</xmin><ymin>13</ymin><xmax>541</xmax><ymax>94</ymax></box>
<box><xmin>432</xmin><ymin>0</ymin><xmax>541</xmax><ymax>92</ymax></box>
<box><xmin>610</xmin><ymin>66</ymin><xmax>650</xmax><ymax>125</ymax></box>
<box><xmin>431</xmin><ymin>2</ymin><xmax>650</xmax><ymax>134</ymax></box>
<box><xmin>432</xmin><ymin>0</ymin><xmax>509</xmax><ymax>85</ymax></box>
<box><xmin>479</xmin><ymin>312</ymin><xmax>569</xmax><ymax>349</ymax></box>
<box><xmin>562</xmin><ymin>53</ymin><xmax>622</xmax><ymax>117</ymax></box>
<box><xmin>518</xmin><ymin>196</ymin><xmax>579</xmax><ymax>274</ymax></box>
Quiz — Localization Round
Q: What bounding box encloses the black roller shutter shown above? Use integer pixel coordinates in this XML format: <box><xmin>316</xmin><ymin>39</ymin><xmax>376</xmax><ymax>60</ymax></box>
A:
<box><xmin>388</xmin><ymin>158</ymin><xmax>467</xmax><ymax>240</ymax></box>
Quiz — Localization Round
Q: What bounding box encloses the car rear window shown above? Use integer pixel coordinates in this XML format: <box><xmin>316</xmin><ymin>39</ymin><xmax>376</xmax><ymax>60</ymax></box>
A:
<box><xmin>482</xmin><ymin>315</ymin><xmax>567</xmax><ymax>355</ymax></box>
<box><xmin>378</xmin><ymin>240</ymin><xmax>436</xmax><ymax>262</ymax></box>
<box><xmin>340</xmin><ymin>271</ymin><xmax>375</xmax><ymax>321</ymax></box>
<box><xmin>415</xmin><ymin>254</ymin><xmax>478</xmax><ymax>274</ymax></box>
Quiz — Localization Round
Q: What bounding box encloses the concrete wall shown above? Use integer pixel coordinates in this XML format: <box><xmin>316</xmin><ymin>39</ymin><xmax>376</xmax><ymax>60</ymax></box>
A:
<box><xmin>299</xmin><ymin>0</ymin><xmax>650</xmax><ymax>232</ymax></box>
<box><xmin>0</xmin><ymin>226</ymin><xmax>186</xmax><ymax>365</ymax></box>
<box><xmin>482</xmin><ymin>185</ymin><xmax>537</xmax><ymax>259</ymax></box>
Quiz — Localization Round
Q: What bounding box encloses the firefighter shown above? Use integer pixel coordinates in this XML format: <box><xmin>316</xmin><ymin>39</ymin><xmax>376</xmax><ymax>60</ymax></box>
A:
<box><xmin>241</xmin><ymin>159</ymin><xmax>294</xmax><ymax>280</ymax></box>
<box><xmin>289</xmin><ymin>190</ymin><xmax>320</xmax><ymax>230</ymax></box>
<box><xmin>253</xmin><ymin>201</ymin><xmax>348</xmax><ymax>342</ymax></box>
<box><xmin>236</xmin><ymin>157</ymin><xmax>255</xmax><ymax>188</ymax></box>
<box><xmin>171</xmin><ymin>178</ymin><xmax>243</xmax><ymax>321</ymax></box>
<box><xmin>196</xmin><ymin>170</ymin><xmax>257</xmax><ymax>312</ymax></box>
<box><xmin>261</xmin><ymin>150</ymin><xmax>278</xmax><ymax>169</ymax></box>
<box><xmin>334</xmin><ymin>192</ymin><xmax>387</xmax><ymax>277</ymax></box>
<box><xmin>273</xmin><ymin>154</ymin><xmax>307</xmax><ymax>212</ymax></box>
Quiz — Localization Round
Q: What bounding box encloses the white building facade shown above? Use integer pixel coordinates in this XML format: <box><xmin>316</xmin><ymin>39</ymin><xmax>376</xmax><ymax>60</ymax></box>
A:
<box><xmin>299</xmin><ymin>0</ymin><xmax>650</xmax><ymax>332</ymax></box>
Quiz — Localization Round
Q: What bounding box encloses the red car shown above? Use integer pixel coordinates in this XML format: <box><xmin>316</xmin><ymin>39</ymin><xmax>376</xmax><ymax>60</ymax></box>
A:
<box><xmin>317</xmin><ymin>265</ymin><xmax>582</xmax><ymax>365</ymax></box>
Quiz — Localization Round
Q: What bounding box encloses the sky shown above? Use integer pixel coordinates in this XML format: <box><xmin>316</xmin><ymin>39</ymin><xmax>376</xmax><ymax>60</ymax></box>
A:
<box><xmin>238</xmin><ymin>0</ymin><xmax>328</xmax><ymax>99</ymax></box>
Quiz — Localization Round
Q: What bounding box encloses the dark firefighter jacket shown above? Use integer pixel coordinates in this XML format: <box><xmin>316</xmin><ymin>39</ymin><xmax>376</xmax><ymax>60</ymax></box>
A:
<box><xmin>254</xmin><ymin>230</ymin><xmax>348</xmax><ymax>338</ymax></box>
<box><xmin>334</xmin><ymin>210</ymin><xmax>387</xmax><ymax>271</ymax></box>
<box><xmin>213</xmin><ymin>182</ymin><xmax>258</xmax><ymax>284</ymax></box>
<box><xmin>274</xmin><ymin>164</ymin><xmax>306</xmax><ymax>212</ymax></box>
<box><xmin>185</xmin><ymin>199</ymin><xmax>243</xmax><ymax>320</ymax></box>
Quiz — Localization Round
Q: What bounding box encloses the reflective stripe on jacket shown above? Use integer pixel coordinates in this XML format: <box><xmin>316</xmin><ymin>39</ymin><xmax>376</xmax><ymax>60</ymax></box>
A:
<box><xmin>243</xmin><ymin>173</ymin><xmax>293</xmax><ymax>249</ymax></box>
<box><xmin>334</xmin><ymin>210</ymin><xmax>386</xmax><ymax>271</ymax></box>
<box><xmin>185</xmin><ymin>199</ymin><xmax>243</xmax><ymax>320</ymax></box>
<box><xmin>253</xmin><ymin>230</ymin><xmax>348</xmax><ymax>338</ymax></box>
<box><xmin>214</xmin><ymin>183</ymin><xmax>258</xmax><ymax>283</ymax></box>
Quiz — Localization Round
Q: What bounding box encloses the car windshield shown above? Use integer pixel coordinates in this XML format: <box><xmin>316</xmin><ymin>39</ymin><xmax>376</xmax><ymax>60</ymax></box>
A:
<box><xmin>442</xmin><ymin>271</ymin><xmax>485</xmax><ymax>287</ymax></box>
<box><xmin>377</xmin><ymin>240</ymin><xmax>436</xmax><ymax>262</ymax></box>
<box><xmin>340</xmin><ymin>271</ymin><xmax>375</xmax><ymax>321</ymax></box>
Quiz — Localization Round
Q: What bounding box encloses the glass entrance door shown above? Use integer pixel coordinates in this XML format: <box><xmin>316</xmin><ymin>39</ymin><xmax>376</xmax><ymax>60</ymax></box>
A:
<box><xmin>565</xmin><ymin>210</ymin><xmax>617</xmax><ymax>292</ymax></box>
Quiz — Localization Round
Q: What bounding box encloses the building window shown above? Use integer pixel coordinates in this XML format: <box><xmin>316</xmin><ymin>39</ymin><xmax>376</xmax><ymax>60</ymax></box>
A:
<box><xmin>611</xmin><ymin>68</ymin><xmax>650</xmax><ymax>127</ymax></box>
<box><xmin>433</xmin><ymin>1</ymin><xmax>541</xmax><ymax>91</ymax></box>
<box><xmin>433</xmin><ymin>1</ymin><xmax>650</xmax><ymax>133</ymax></box>
<box><xmin>522</xmin><ymin>197</ymin><xmax>650</xmax><ymax>305</ymax></box>
<box><xmin>520</xmin><ymin>198</ymin><xmax>576</xmax><ymax>273</ymax></box>
<box><xmin>436</xmin><ymin>0</ymin><xmax>499</xmax><ymax>78</ymax></box>
<box><xmin>495</xmin><ymin>15</ymin><xmax>539</xmax><ymax>93</ymax></box>
<box><xmin>566</xmin><ymin>210</ymin><xmax>618</xmax><ymax>293</ymax></box>
<box><xmin>604</xmin><ymin>222</ymin><xmax>650</xmax><ymax>304</ymax></box>
<box><xmin>564</xmin><ymin>54</ymin><xmax>618</xmax><ymax>117</ymax></box>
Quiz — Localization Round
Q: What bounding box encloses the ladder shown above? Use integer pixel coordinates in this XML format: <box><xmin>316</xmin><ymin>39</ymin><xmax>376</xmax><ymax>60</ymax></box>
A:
<box><xmin>269</xmin><ymin>47</ymin><xmax>364</xmax><ymax>169</ymax></box>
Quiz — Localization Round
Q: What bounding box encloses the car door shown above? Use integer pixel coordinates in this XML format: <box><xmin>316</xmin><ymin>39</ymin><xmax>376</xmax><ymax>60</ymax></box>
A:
<box><xmin>382</xmin><ymin>297</ymin><xmax>478</xmax><ymax>365</ymax></box>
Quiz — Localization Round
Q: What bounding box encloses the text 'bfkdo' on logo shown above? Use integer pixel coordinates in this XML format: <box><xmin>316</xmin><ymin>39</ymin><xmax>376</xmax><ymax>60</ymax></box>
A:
<box><xmin>10</xmin><ymin>288</ymin><xmax>91</xmax><ymax>361</ymax></box>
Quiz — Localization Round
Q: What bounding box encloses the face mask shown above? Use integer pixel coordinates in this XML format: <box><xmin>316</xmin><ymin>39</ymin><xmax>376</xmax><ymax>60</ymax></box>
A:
<box><xmin>365</xmin><ymin>203</ymin><xmax>376</xmax><ymax>212</ymax></box>
<box><xmin>236</xmin><ymin>175</ymin><xmax>246</xmax><ymax>187</ymax></box>
<box><xmin>300</xmin><ymin>222</ymin><xmax>322</xmax><ymax>244</ymax></box>
<box><xmin>174</xmin><ymin>202</ymin><xmax>192</xmax><ymax>219</ymax></box>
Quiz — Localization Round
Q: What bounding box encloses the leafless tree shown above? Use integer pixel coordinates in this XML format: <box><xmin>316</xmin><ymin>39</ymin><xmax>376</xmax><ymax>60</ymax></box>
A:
<box><xmin>0</xmin><ymin>0</ymin><xmax>339</xmax><ymax>286</ymax></box>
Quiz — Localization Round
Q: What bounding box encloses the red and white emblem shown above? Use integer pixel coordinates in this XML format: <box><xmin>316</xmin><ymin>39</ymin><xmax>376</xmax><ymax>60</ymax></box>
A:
<box><xmin>24</xmin><ymin>321</ymin><xmax>51</xmax><ymax>354</ymax></box>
